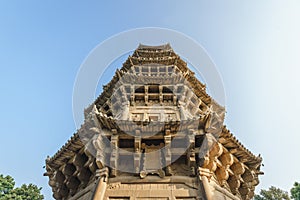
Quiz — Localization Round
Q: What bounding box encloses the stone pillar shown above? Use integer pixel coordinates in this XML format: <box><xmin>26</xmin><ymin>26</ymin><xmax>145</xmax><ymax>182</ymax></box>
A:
<box><xmin>187</xmin><ymin>129</ymin><xmax>196</xmax><ymax>176</ymax></box>
<box><xmin>92</xmin><ymin>167</ymin><xmax>109</xmax><ymax>200</ymax></box>
<box><xmin>110</xmin><ymin>130</ymin><xmax>119</xmax><ymax>177</ymax></box>
<box><xmin>164</xmin><ymin>129</ymin><xmax>172</xmax><ymax>175</ymax></box>
<box><xmin>134</xmin><ymin>130</ymin><xmax>141</xmax><ymax>174</ymax></box>
<box><xmin>198</xmin><ymin>167</ymin><xmax>213</xmax><ymax>200</ymax></box>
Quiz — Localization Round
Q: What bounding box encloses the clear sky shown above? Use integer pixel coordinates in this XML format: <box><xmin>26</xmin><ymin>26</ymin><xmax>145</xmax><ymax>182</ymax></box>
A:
<box><xmin>0</xmin><ymin>1</ymin><xmax>300</xmax><ymax>199</ymax></box>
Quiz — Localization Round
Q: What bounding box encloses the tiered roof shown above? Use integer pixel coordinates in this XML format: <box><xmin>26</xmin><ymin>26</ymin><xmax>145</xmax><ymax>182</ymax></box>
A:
<box><xmin>45</xmin><ymin>44</ymin><xmax>262</xmax><ymax>200</ymax></box>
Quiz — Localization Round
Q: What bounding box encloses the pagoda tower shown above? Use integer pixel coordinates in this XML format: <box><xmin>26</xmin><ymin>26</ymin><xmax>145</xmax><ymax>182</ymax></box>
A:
<box><xmin>45</xmin><ymin>44</ymin><xmax>263</xmax><ymax>200</ymax></box>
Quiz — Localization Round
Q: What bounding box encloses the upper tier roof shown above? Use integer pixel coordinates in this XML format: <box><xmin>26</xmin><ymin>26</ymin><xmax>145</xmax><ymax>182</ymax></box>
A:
<box><xmin>92</xmin><ymin>43</ymin><xmax>221</xmax><ymax>111</ymax></box>
<box><xmin>137</xmin><ymin>43</ymin><xmax>172</xmax><ymax>50</ymax></box>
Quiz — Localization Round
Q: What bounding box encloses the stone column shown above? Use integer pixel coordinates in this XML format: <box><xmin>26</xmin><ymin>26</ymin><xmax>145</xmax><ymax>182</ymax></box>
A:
<box><xmin>164</xmin><ymin>129</ymin><xmax>172</xmax><ymax>175</ymax></box>
<box><xmin>134</xmin><ymin>130</ymin><xmax>141</xmax><ymax>174</ymax></box>
<box><xmin>92</xmin><ymin>167</ymin><xmax>109</xmax><ymax>200</ymax></box>
<box><xmin>110</xmin><ymin>130</ymin><xmax>119</xmax><ymax>177</ymax></box>
<box><xmin>198</xmin><ymin>167</ymin><xmax>213</xmax><ymax>200</ymax></box>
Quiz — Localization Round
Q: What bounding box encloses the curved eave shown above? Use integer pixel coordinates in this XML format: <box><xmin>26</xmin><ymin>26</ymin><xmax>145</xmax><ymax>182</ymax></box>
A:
<box><xmin>220</xmin><ymin>126</ymin><xmax>262</xmax><ymax>168</ymax></box>
<box><xmin>46</xmin><ymin>132</ymin><xmax>83</xmax><ymax>168</ymax></box>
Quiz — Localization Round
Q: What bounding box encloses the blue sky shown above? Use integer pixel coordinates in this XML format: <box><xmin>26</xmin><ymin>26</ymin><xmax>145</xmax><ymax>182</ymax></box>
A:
<box><xmin>1</xmin><ymin>1</ymin><xmax>300</xmax><ymax>199</ymax></box>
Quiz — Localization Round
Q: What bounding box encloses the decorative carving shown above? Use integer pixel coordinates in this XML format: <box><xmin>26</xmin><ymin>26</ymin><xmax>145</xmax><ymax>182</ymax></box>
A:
<box><xmin>209</xmin><ymin>142</ymin><xmax>223</xmax><ymax>158</ymax></box>
<box><xmin>95</xmin><ymin>167</ymin><xmax>109</xmax><ymax>182</ymax></box>
<box><xmin>107</xmin><ymin>182</ymin><xmax>121</xmax><ymax>190</ymax></box>
<box><xmin>198</xmin><ymin>167</ymin><xmax>213</xmax><ymax>180</ymax></box>
<box><xmin>216</xmin><ymin>166</ymin><xmax>229</xmax><ymax>186</ymax></box>
<box><xmin>219</xmin><ymin>152</ymin><xmax>234</xmax><ymax>167</ymax></box>
<box><xmin>204</xmin><ymin>105</ymin><xmax>225</xmax><ymax>135</ymax></box>
<box><xmin>171</xmin><ymin>163</ymin><xmax>194</xmax><ymax>176</ymax></box>
<box><xmin>228</xmin><ymin>175</ymin><xmax>241</xmax><ymax>195</ymax></box>
<box><xmin>231</xmin><ymin>162</ymin><xmax>245</xmax><ymax>175</ymax></box>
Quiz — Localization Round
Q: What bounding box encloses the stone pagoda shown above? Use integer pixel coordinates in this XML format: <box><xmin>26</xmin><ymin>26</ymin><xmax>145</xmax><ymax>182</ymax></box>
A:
<box><xmin>44</xmin><ymin>44</ymin><xmax>263</xmax><ymax>200</ymax></box>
